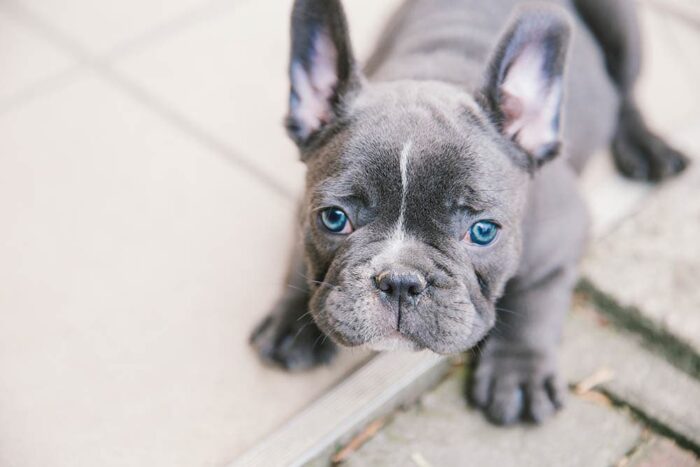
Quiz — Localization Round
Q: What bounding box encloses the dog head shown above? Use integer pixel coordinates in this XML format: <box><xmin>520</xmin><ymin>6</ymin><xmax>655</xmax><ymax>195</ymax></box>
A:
<box><xmin>286</xmin><ymin>0</ymin><xmax>570</xmax><ymax>354</ymax></box>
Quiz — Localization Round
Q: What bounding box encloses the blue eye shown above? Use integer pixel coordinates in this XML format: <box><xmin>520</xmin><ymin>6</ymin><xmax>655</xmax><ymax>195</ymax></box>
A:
<box><xmin>320</xmin><ymin>208</ymin><xmax>352</xmax><ymax>234</ymax></box>
<box><xmin>468</xmin><ymin>220</ymin><xmax>499</xmax><ymax>246</ymax></box>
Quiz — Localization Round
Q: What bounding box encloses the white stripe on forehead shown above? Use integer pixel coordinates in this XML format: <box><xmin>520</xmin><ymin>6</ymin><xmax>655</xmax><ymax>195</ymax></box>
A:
<box><xmin>396</xmin><ymin>140</ymin><xmax>413</xmax><ymax>239</ymax></box>
<box><xmin>371</xmin><ymin>140</ymin><xmax>415</xmax><ymax>269</ymax></box>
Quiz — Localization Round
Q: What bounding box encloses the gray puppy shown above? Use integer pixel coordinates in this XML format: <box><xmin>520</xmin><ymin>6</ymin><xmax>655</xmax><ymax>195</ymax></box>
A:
<box><xmin>251</xmin><ymin>0</ymin><xmax>688</xmax><ymax>424</ymax></box>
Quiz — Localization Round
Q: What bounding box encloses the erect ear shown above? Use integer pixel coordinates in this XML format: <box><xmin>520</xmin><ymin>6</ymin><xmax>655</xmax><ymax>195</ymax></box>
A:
<box><xmin>480</xmin><ymin>8</ymin><xmax>571</xmax><ymax>165</ymax></box>
<box><xmin>286</xmin><ymin>0</ymin><xmax>360</xmax><ymax>147</ymax></box>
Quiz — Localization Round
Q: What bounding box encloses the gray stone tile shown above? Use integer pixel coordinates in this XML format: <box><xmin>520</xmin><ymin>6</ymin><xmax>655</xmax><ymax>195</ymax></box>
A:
<box><xmin>342</xmin><ymin>301</ymin><xmax>700</xmax><ymax>467</ymax></box>
<box><xmin>625</xmin><ymin>437</ymin><xmax>699</xmax><ymax>467</ymax></box>
<box><xmin>346</xmin><ymin>374</ymin><xmax>642</xmax><ymax>467</ymax></box>
<box><xmin>563</xmin><ymin>305</ymin><xmax>700</xmax><ymax>447</ymax></box>
<box><xmin>582</xmin><ymin>127</ymin><xmax>700</xmax><ymax>357</ymax></box>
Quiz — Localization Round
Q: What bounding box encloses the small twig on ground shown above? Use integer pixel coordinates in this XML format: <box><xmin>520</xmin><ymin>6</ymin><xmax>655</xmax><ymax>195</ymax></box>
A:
<box><xmin>331</xmin><ymin>418</ymin><xmax>385</xmax><ymax>464</ymax></box>
<box><xmin>574</xmin><ymin>367</ymin><xmax>615</xmax><ymax>395</ymax></box>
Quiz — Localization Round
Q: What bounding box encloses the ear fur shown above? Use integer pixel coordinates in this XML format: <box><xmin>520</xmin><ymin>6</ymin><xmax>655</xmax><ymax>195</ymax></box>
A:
<box><xmin>286</xmin><ymin>0</ymin><xmax>360</xmax><ymax>147</ymax></box>
<box><xmin>480</xmin><ymin>7</ymin><xmax>571</xmax><ymax>165</ymax></box>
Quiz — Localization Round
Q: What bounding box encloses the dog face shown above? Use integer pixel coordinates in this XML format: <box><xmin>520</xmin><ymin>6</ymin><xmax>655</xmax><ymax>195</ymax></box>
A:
<box><xmin>287</xmin><ymin>0</ymin><xmax>570</xmax><ymax>354</ymax></box>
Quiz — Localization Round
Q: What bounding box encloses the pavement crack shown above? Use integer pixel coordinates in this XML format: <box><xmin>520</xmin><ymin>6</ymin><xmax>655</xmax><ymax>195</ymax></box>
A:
<box><xmin>577</xmin><ymin>279</ymin><xmax>700</xmax><ymax>379</ymax></box>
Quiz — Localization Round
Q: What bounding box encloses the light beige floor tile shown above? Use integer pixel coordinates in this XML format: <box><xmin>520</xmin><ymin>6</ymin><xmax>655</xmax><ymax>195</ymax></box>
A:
<box><xmin>580</xmin><ymin>151</ymin><xmax>652</xmax><ymax>239</ymax></box>
<box><xmin>637</xmin><ymin>5</ymin><xmax>700</xmax><ymax>133</ymax></box>
<box><xmin>114</xmin><ymin>0</ymin><xmax>404</xmax><ymax>197</ymax></box>
<box><xmin>0</xmin><ymin>72</ymin><xmax>366</xmax><ymax>467</ymax></box>
<box><xmin>580</xmin><ymin>5</ymin><xmax>700</xmax><ymax>237</ymax></box>
<box><xmin>0</xmin><ymin>5</ymin><xmax>75</xmax><ymax>106</ymax></box>
<box><xmin>11</xmin><ymin>0</ymin><xmax>220</xmax><ymax>54</ymax></box>
<box><xmin>582</xmin><ymin>116</ymin><xmax>700</xmax><ymax>355</ymax></box>
<box><xmin>642</xmin><ymin>0</ymin><xmax>700</xmax><ymax>22</ymax></box>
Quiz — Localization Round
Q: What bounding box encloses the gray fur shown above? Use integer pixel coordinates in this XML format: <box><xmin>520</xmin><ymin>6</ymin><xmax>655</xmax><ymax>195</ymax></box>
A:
<box><xmin>251</xmin><ymin>0</ymin><xmax>688</xmax><ymax>424</ymax></box>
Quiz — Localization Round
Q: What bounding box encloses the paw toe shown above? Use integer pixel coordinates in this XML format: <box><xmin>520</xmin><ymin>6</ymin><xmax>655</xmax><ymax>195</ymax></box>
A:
<box><xmin>486</xmin><ymin>377</ymin><xmax>523</xmax><ymax>426</ymax></box>
<box><xmin>526</xmin><ymin>376</ymin><xmax>564</xmax><ymax>423</ymax></box>
<box><xmin>526</xmin><ymin>384</ymin><xmax>556</xmax><ymax>424</ymax></box>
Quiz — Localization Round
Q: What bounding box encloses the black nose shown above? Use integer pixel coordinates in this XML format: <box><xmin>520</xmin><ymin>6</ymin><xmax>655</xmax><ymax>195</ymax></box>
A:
<box><xmin>375</xmin><ymin>270</ymin><xmax>427</xmax><ymax>302</ymax></box>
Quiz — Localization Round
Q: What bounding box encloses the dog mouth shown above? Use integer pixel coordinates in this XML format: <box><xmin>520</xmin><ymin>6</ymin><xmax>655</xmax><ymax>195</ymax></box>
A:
<box><xmin>308</xmin><ymin>238</ymin><xmax>495</xmax><ymax>354</ymax></box>
<box><xmin>310</xmin><ymin>277</ymin><xmax>491</xmax><ymax>355</ymax></box>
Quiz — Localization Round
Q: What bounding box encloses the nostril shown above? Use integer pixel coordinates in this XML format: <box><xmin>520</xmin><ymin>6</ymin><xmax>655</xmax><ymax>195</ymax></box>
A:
<box><xmin>378</xmin><ymin>280</ymin><xmax>392</xmax><ymax>294</ymax></box>
<box><xmin>375</xmin><ymin>270</ymin><xmax>426</xmax><ymax>301</ymax></box>
<box><xmin>407</xmin><ymin>283</ymin><xmax>422</xmax><ymax>297</ymax></box>
<box><xmin>375</xmin><ymin>273</ymin><xmax>394</xmax><ymax>295</ymax></box>
<box><xmin>404</xmin><ymin>274</ymin><xmax>426</xmax><ymax>297</ymax></box>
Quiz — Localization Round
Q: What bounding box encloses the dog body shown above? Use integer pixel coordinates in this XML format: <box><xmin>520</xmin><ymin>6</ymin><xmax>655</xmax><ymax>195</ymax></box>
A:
<box><xmin>366</xmin><ymin>0</ymin><xmax>618</xmax><ymax>170</ymax></box>
<box><xmin>251</xmin><ymin>0</ymin><xmax>687</xmax><ymax>424</ymax></box>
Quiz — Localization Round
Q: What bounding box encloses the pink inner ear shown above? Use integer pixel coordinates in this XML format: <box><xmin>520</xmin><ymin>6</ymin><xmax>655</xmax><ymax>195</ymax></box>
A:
<box><xmin>290</xmin><ymin>31</ymin><xmax>339</xmax><ymax>141</ymax></box>
<box><xmin>500</xmin><ymin>90</ymin><xmax>524</xmax><ymax>128</ymax></box>
<box><xmin>500</xmin><ymin>45</ymin><xmax>561</xmax><ymax>157</ymax></box>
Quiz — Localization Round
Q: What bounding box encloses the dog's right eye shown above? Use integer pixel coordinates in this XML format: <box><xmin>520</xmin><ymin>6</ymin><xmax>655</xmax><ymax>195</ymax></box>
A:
<box><xmin>467</xmin><ymin>220</ymin><xmax>500</xmax><ymax>246</ymax></box>
<box><xmin>319</xmin><ymin>207</ymin><xmax>353</xmax><ymax>234</ymax></box>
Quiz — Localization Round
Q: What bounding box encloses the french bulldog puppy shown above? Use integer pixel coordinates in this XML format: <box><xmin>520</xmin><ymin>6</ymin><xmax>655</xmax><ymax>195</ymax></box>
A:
<box><xmin>250</xmin><ymin>0</ymin><xmax>688</xmax><ymax>425</ymax></box>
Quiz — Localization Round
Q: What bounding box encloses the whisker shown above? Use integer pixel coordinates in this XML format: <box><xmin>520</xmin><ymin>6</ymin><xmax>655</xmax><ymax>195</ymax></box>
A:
<box><xmin>472</xmin><ymin>340</ymin><xmax>484</xmax><ymax>359</ymax></box>
<box><xmin>491</xmin><ymin>316</ymin><xmax>518</xmax><ymax>334</ymax></box>
<box><xmin>312</xmin><ymin>332</ymin><xmax>330</xmax><ymax>351</ymax></box>
<box><xmin>296</xmin><ymin>310</ymin><xmax>313</xmax><ymax>322</ymax></box>
<box><xmin>286</xmin><ymin>283</ymin><xmax>308</xmax><ymax>294</ymax></box>
<box><xmin>309</xmin><ymin>279</ymin><xmax>341</xmax><ymax>289</ymax></box>
<box><xmin>291</xmin><ymin>270</ymin><xmax>337</xmax><ymax>287</ymax></box>
<box><xmin>290</xmin><ymin>321</ymin><xmax>312</xmax><ymax>344</ymax></box>
<box><xmin>496</xmin><ymin>306</ymin><xmax>522</xmax><ymax>316</ymax></box>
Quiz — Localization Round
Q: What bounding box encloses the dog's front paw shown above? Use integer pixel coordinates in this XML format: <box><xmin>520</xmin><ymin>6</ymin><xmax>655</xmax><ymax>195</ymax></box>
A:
<box><xmin>250</xmin><ymin>304</ymin><xmax>337</xmax><ymax>371</ymax></box>
<box><xmin>469</xmin><ymin>343</ymin><xmax>564</xmax><ymax>425</ymax></box>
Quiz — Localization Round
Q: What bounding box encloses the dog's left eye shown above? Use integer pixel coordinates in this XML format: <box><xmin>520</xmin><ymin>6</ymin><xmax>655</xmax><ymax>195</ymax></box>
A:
<box><xmin>468</xmin><ymin>220</ymin><xmax>499</xmax><ymax>246</ymax></box>
<box><xmin>319</xmin><ymin>207</ymin><xmax>353</xmax><ymax>234</ymax></box>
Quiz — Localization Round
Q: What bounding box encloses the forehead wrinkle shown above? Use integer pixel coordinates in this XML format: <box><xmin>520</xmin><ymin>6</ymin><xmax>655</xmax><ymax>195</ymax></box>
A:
<box><xmin>312</xmin><ymin>175</ymin><xmax>363</xmax><ymax>208</ymax></box>
<box><xmin>402</xmin><ymin>139</ymin><xmax>505</xmax><ymax>222</ymax></box>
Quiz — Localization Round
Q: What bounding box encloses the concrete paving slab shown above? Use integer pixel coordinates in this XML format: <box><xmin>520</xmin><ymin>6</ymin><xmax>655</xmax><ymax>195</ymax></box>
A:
<box><xmin>636</xmin><ymin>3</ymin><xmax>700</xmax><ymax>134</ymax></box>
<box><xmin>563</xmin><ymin>304</ymin><xmax>700</xmax><ymax>448</ymax></box>
<box><xmin>230</xmin><ymin>351</ymin><xmax>449</xmax><ymax>467</ymax></box>
<box><xmin>0</xmin><ymin>4</ymin><xmax>75</xmax><ymax>107</ymax></box>
<box><xmin>6</xmin><ymin>0</ymin><xmax>219</xmax><ymax>55</ymax></box>
<box><xmin>0</xmin><ymin>72</ymin><xmax>367</xmax><ymax>467</ymax></box>
<box><xmin>644</xmin><ymin>0</ymin><xmax>700</xmax><ymax>26</ymax></box>
<box><xmin>625</xmin><ymin>437</ymin><xmax>699</xmax><ymax>467</ymax></box>
<box><xmin>582</xmin><ymin>127</ymin><xmax>700</xmax><ymax>358</ymax></box>
<box><xmin>115</xmin><ymin>0</ymin><xmax>404</xmax><ymax>197</ymax></box>
<box><xmin>579</xmin><ymin>151</ymin><xmax>652</xmax><ymax>239</ymax></box>
<box><xmin>335</xmin><ymin>300</ymin><xmax>700</xmax><ymax>467</ymax></box>
<box><xmin>345</xmin><ymin>373</ymin><xmax>642</xmax><ymax>467</ymax></box>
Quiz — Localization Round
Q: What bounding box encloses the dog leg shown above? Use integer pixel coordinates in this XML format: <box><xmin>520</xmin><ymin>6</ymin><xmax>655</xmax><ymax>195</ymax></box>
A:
<box><xmin>470</xmin><ymin>265</ymin><xmax>577</xmax><ymax>425</ymax></box>
<box><xmin>573</xmin><ymin>0</ymin><xmax>689</xmax><ymax>180</ymax></box>
<box><xmin>249</xmin><ymin>242</ymin><xmax>337</xmax><ymax>371</ymax></box>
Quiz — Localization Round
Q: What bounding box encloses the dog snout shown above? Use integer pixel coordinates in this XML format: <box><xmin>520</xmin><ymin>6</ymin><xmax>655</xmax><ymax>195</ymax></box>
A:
<box><xmin>374</xmin><ymin>269</ymin><xmax>427</xmax><ymax>302</ymax></box>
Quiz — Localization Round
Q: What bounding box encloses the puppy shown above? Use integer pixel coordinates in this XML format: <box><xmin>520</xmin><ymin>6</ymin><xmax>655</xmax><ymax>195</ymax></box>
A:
<box><xmin>250</xmin><ymin>0</ymin><xmax>688</xmax><ymax>425</ymax></box>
